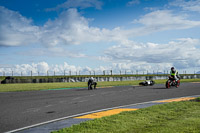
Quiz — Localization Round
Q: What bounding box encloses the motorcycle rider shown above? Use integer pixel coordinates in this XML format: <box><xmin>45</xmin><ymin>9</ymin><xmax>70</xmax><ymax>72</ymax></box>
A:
<box><xmin>88</xmin><ymin>77</ymin><xmax>97</xmax><ymax>90</ymax></box>
<box><xmin>170</xmin><ymin>67</ymin><xmax>180</xmax><ymax>82</ymax></box>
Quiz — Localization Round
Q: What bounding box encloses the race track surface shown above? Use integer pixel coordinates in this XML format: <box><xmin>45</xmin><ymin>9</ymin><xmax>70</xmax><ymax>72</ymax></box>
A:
<box><xmin>0</xmin><ymin>83</ymin><xmax>200</xmax><ymax>133</ymax></box>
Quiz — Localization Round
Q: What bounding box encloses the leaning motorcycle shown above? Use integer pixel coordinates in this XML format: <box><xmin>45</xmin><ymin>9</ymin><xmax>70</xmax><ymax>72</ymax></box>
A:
<box><xmin>165</xmin><ymin>76</ymin><xmax>180</xmax><ymax>88</ymax></box>
<box><xmin>88</xmin><ymin>82</ymin><xmax>97</xmax><ymax>90</ymax></box>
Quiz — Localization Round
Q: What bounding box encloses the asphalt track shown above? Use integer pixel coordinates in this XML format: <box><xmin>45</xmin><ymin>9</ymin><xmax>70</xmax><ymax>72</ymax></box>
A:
<box><xmin>0</xmin><ymin>82</ymin><xmax>200</xmax><ymax>133</ymax></box>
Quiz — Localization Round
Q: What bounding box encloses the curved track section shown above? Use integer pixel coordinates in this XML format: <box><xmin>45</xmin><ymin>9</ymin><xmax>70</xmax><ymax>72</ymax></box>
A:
<box><xmin>1</xmin><ymin>83</ymin><xmax>200</xmax><ymax>132</ymax></box>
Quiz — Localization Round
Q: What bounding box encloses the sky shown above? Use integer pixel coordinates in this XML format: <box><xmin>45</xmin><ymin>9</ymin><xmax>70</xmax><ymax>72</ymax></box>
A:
<box><xmin>0</xmin><ymin>0</ymin><xmax>200</xmax><ymax>76</ymax></box>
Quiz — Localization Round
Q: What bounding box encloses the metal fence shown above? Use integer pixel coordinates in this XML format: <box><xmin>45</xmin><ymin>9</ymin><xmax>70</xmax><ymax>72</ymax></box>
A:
<box><xmin>0</xmin><ymin>69</ymin><xmax>198</xmax><ymax>77</ymax></box>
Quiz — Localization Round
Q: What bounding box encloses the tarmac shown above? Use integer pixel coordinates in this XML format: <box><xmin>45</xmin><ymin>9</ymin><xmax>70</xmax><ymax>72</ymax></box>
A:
<box><xmin>9</xmin><ymin>95</ymin><xmax>199</xmax><ymax>133</ymax></box>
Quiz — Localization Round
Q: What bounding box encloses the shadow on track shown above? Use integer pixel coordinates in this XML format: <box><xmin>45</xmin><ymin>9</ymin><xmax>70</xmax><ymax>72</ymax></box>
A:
<box><xmin>153</xmin><ymin>87</ymin><xmax>169</xmax><ymax>89</ymax></box>
<box><xmin>75</xmin><ymin>89</ymin><xmax>89</xmax><ymax>91</ymax></box>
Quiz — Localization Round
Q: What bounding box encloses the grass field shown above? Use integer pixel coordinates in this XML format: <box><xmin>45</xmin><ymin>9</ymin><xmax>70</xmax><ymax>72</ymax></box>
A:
<box><xmin>0</xmin><ymin>79</ymin><xmax>200</xmax><ymax>92</ymax></box>
<box><xmin>52</xmin><ymin>98</ymin><xmax>200</xmax><ymax>133</ymax></box>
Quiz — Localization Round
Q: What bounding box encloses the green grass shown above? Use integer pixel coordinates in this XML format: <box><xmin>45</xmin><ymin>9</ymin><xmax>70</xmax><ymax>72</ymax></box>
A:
<box><xmin>0</xmin><ymin>82</ymin><xmax>87</xmax><ymax>92</ymax></box>
<box><xmin>0</xmin><ymin>79</ymin><xmax>200</xmax><ymax>92</ymax></box>
<box><xmin>52</xmin><ymin>98</ymin><xmax>200</xmax><ymax>133</ymax></box>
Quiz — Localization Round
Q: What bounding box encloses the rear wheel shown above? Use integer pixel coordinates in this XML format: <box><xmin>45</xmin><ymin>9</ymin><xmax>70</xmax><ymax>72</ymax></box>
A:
<box><xmin>166</xmin><ymin>80</ymin><xmax>170</xmax><ymax>88</ymax></box>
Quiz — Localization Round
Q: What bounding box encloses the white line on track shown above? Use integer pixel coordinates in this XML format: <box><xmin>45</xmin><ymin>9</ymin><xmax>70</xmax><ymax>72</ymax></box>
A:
<box><xmin>6</xmin><ymin>95</ymin><xmax>200</xmax><ymax>133</ymax></box>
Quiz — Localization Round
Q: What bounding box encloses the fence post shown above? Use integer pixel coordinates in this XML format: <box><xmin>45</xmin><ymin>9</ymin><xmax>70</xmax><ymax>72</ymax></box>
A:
<box><xmin>47</xmin><ymin>71</ymin><xmax>49</xmax><ymax>76</ymax></box>
<box><xmin>110</xmin><ymin>70</ymin><xmax>112</xmax><ymax>76</ymax></box>
<box><xmin>12</xmin><ymin>71</ymin><xmax>13</xmax><ymax>76</ymax></box>
<box><xmin>31</xmin><ymin>71</ymin><xmax>32</xmax><ymax>77</ymax></box>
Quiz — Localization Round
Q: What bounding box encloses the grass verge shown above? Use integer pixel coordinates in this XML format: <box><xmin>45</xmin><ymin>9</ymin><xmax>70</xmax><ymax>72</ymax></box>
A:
<box><xmin>0</xmin><ymin>79</ymin><xmax>200</xmax><ymax>92</ymax></box>
<box><xmin>52</xmin><ymin>98</ymin><xmax>200</xmax><ymax>133</ymax></box>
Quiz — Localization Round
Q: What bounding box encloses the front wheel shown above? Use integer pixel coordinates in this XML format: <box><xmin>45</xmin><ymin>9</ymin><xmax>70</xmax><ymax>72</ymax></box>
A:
<box><xmin>176</xmin><ymin>80</ymin><xmax>180</xmax><ymax>88</ymax></box>
<box><xmin>150</xmin><ymin>81</ymin><xmax>155</xmax><ymax>86</ymax></box>
<box><xmin>88</xmin><ymin>83</ymin><xmax>93</xmax><ymax>90</ymax></box>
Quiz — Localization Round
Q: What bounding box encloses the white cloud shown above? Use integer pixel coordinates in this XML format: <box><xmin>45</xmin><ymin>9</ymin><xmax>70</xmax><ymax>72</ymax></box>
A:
<box><xmin>41</xmin><ymin>9</ymin><xmax>200</xmax><ymax>46</ymax></box>
<box><xmin>170</xmin><ymin>0</ymin><xmax>200</xmax><ymax>13</ymax></box>
<box><xmin>37</xmin><ymin>62</ymin><xmax>49</xmax><ymax>72</ymax></box>
<box><xmin>0</xmin><ymin>62</ymin><xmax>86</xmax><ymax>76</ymax></box>
<box><xmin>46</xmin><ymin>0</ymin><xmax>103</xmax><ymax>11</ymax></box>
<box><xmin>40</xmin><ymin>8</ymin><xmax>132</xmax><ymax>47</ymax></box>
<box><xmin>40</xmin><ymin>8</ymin><xmax>106</xmax><ymax>46</ymax></box>
<box><xmin>132</xmin><ymin>10</ymin><xmax>200</xmax><ymax>33</ymax></box>
<box><xmin>0</xmin><ymin>7</ymin><xmax>128</xmax><ymax>47</ymax></box>
<box><xmin>0</xmin><ymin>6</ymin><xmax>39</xmax><ymax>46</ymax></box>
<box><xmin>1</xmin><ymin>6</ymin><xmax>200</xmax><ymax>48</ymax></box>
<box><xmin>110</xmin><ymin>62</ymin><xmax>173</xmax><ymax>73</ymax></box>
<box><xmin>102</xmin><ymin>38</ymin><xmax>200</xmax><ymax>70</ymax></box>
<box><xmin>1</xmin><ymin>5</ymin><xmax>200</xmax><ymax>73</ymax></box>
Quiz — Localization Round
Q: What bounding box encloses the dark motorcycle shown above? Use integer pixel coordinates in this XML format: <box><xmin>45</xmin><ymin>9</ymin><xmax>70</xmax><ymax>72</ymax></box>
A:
<box><xmin>88</xmin><ymin>78</ymin><xmax>97</xmax><ymax>90</ymax></box>
<box><xmin>88</xmin><ymin>82</ymin><xmax>97</xmax><ymax>90</ymax></box>
<box><xmin>165</xmin><ymin>76</ymin><xmax>180</xmax><ymax>88</ymax></box>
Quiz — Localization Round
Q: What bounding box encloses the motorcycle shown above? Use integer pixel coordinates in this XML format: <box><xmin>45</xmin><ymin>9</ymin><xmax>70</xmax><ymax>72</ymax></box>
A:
<box><xmin>88</xmin><ymin>79</ymin><xmax>97</xmax><ymax>90</ymax></box>
<box><xmin>139</xmin><ymin>80</ymin><xmax>155</xmax><ymax>86</ymax></box>
<box><xmin>165</xmin><ymin>76</ymin><xmax>180</xmax><ymax>88</ymax></box>
<box><xmin>88</xmin><ymin>82</ymin><xmax>97</xmax><ymax>90</ymax></box>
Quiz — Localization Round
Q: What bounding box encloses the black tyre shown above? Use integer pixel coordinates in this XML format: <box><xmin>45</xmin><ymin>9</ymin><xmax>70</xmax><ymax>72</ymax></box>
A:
<box><xmin>139</xmin><ymin>82</ymin><xmax>144</xmax><ymax>86</ymax></box>
<box><xmin>88</xmin><ymin>83</ymin><xmax>93</xmax><ymax>90</ymax></box>
<box><xmin>150</xmin><ymin>81</ymin><xmax>155</xmax><ymax>86</ymax></box>
<box><xmin>166</xmin><ymin>81</ymin><xmax>170</xmax><ymax>88</ymax></box>
<box><xmin>176</xmin><ymin>80</ymin><xmax>180</xmax><ymax>88</ymax></box>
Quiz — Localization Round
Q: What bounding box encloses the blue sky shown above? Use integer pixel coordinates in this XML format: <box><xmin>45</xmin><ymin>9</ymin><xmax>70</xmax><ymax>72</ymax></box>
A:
<box><xmin>0</xmin><ymin>0</ymin><xmax>200</xmax><ymax>75</ymax></box>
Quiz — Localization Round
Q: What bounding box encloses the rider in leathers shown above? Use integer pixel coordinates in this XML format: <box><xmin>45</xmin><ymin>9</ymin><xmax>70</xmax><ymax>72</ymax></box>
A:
<box><xmin>170</xmin><ymin>67</ymin><xmax>180</xmax><ymax>82</ymax></box>
<box><xmin>88</xmin><ymin>77</ymin><xmax>97</xmax><ymax>90</ymax></box>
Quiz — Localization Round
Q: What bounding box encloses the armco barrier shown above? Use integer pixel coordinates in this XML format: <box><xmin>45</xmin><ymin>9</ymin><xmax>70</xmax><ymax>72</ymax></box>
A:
<box><xmin>1</xmin><ymin>75</ymin><xmax>200</xmax><ymax>84</ymax></box>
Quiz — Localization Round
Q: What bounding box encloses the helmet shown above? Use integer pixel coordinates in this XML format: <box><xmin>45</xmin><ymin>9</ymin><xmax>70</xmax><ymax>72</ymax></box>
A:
<box><xmin>171</xmin><ymin>67</ymin><xmax>175</xmax><ymax>72</ymax></box>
